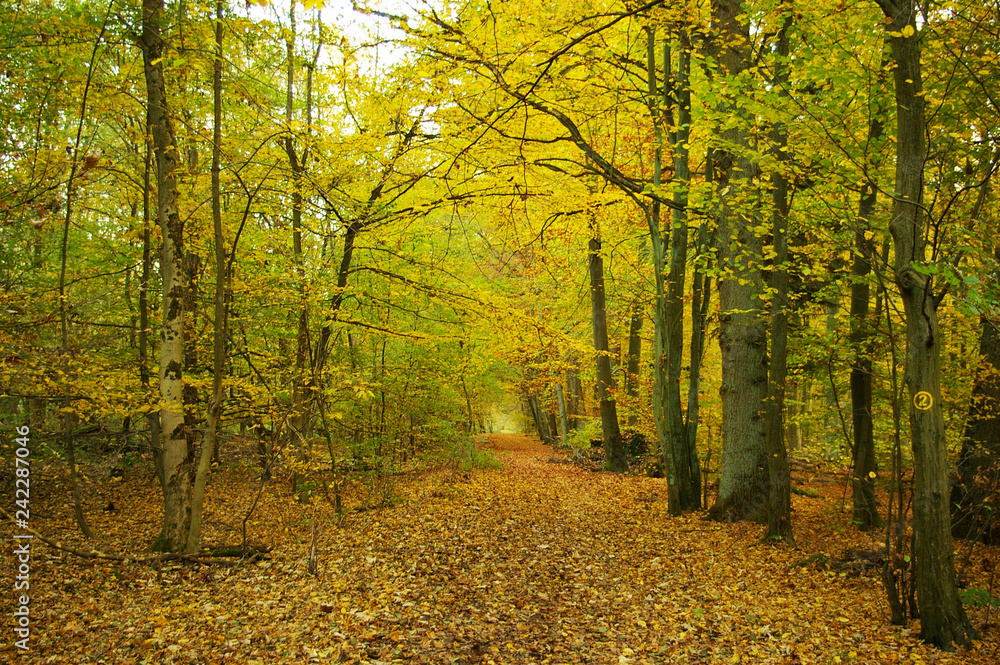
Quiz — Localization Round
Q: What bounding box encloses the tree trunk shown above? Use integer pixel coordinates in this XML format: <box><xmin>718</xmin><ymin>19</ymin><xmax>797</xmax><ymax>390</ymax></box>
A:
<box><xmin>554</xmin><ymin>382</ymin><xmax>569</xmax><ymax>444</ymax></box>
<box><xmin>686</xmin><ymin>226</ymin><xmax>712</xmax><ymax>484</ymax></box>
<box><xmin>824</xmin><ymin>297</ymin><xmax>841</xmax><ymax>445</ymax></box>
<box><xmin>188</xmin><ymin>0</ymin><xmax>226</xmax><ymax>554</ymax></box>
<box><xmin>57</xmin><ymin>13</ymin><xmax>109</xmax><ymax>540</ymax></box>
<box><xmin>763</xmin><ymin>5</ymin><xmax>794</xmax><ymax>545</ymax></box>
<box><xmin>140</xmin><ymin>137</ymin><xmax>163</xmax><ymax>490</ymax></box>
<box><xmin>589</xmin><ymin>235</ymin><xmax>626</xmax><ymax>471</ymax></box>
<box><xmin>568</xmin><ymin>361</ymin><xmax>583</xmax><ymax>431</ymax></box>
<box><xmin>646</xmin><ymin>28</ymin><xmax>681</xmax><ymax>513</ymax></box>
<box><xmin>283</xmin><ymin>2</ymin><xmax>311</xmax><ymax>501</ymax></box>
<box><xmin>182</xmin><ymin>253</ymin><xmax>201</xmax><ymax>372</ymax></box>
<box><xmin>850</xmin><ymin>113</ymin><xmax>884</xmax><ymax>531</ymax></box>
<box><xmin>28</xmin><ymin>397</ymin><xmax>44</xmax><ymax>434</ymax></box>
<box><xmin>624</xmin><ymin>307</ymin><xmax>643</xmax><ymax>428</ymax></box>
<box><xmin>707</xmin><ymin>0</ymin><xmax>770</xmax><ymax>523</ymax></box>
<box><xmin>527</xmin><ymin>393</ymin><xmax>551</xmax><ymax>444</ymax></box>
<box><xmin>665</xmin><ymin>33</ymin><xmax>699</xmax><ymax>510</ymax></box>
<box><xmin>141</xmin><ymin>0</ymin><xmax>194</xmax><ymax>553</ymax></box>
<box><xmin>686</xmin><ymin>144</ymin><xmax>714</xmax><ymax>481</ymax></box>
<box><xmin>876</xmin><ymin>0</ymin><xmax>975</xmax><ymax>649</ymax></box>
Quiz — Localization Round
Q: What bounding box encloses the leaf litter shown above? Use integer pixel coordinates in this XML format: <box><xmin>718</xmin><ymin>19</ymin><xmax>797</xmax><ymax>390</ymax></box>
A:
<box><xmin>2</xmin><ymin>433</ymin><xmax>998</xmax><ymax>664</ymax></box>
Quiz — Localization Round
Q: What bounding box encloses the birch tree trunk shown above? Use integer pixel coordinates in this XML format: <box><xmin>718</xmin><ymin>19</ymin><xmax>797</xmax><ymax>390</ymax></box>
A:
<box><xmin>141</xmin><ymin>0</ymin><xmax>194</xmax><ymax>552</ymax></box>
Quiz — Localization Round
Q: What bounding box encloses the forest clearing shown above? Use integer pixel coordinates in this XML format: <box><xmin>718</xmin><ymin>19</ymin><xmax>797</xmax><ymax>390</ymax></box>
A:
<box><xmin>3</xmin><ymin>0</ymin><xmax>1000</xmax><ymax>660</ymax></box>
<box><xmin>1</xmin><ymin>434</ymin><xmax>998</xmax><ymax>664</ymax></box>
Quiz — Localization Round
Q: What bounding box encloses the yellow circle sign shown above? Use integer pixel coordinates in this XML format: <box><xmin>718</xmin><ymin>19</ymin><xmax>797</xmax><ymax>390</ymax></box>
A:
<box><xmin>913</xmin><ymin>391</ymin><xmax>934</xmax><ymax>411</ymax></box>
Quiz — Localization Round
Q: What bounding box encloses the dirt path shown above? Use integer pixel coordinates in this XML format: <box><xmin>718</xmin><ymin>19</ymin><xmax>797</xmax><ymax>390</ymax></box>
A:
<box><xmin>309</xmin><ymin>434</ymin><xmax>993</xmax><ymax>664</ymax></box>
<box><xmin>6</xmin><ymin>434</ymin><xmax>997</xmax><ymax>664</ymax></box>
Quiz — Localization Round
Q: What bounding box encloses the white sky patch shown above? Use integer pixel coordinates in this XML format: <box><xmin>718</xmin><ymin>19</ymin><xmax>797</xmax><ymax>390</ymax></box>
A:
<box><xmin>321</xmin><ymin>0</ymin><xmax>412</xmax><ymax>75</ymax></box>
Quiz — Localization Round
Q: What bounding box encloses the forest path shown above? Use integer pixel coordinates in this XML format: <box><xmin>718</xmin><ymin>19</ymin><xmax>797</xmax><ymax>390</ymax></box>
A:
<box><xmin>310</xmin><ymin>433</ymin><xmax>984</xmax><ymax>664</ymax></box>
<box><xmin>15</xmin><ymin>434</ymin><xmax>997</xmax><ymax>664</ymax></box>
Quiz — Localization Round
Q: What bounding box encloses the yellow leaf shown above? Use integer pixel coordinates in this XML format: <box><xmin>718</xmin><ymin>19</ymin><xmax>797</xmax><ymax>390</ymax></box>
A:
<box><xmin>901</xmin><ymin>24</ymin><xmax>915</xmax><ymax>38</ymax></box>
<box><xmin>869</xmin><ymin>471</ymin><xmax>877</xmax><ymax>478</ymax></box>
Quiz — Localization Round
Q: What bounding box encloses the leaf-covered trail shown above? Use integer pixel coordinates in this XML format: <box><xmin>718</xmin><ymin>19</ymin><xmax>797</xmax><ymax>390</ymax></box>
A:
<box><xmin>359</xmin><ymin>434</ymin><xmax>992</xmax><ymax>665</ymax></box>
<box><xmin>4</xmin><ymin>434</ymin><xmax>999</xmax><ymax>664</ymax></box>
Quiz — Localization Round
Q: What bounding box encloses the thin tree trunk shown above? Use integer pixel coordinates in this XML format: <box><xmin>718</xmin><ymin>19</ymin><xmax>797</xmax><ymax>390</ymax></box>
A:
<box><xmin>686</xmin><ymin>223</ymin><xmax>711</xmax><ymax>484</ymax></box>
<box><xmin>527</xmin><ymin>393</ymin><xmax>551</xmax><ymax>444</ymax></box>
<box><xmin>646</xmin><ymin>27</ymin><xmax>681</xmax><ymax>513</ymax></box>
<box><xmin>554</xmin><ymin>382</ymin><xmax>569</xmax><ymax>444</ymax></box>
<box><xmin>665</xmin><ymin>33</ymin><xmax>698</xmax><ymax>509</ymax></box>
<box><xmin>624</xmin><ymin>307</ymin><xmax>643</xmax><ymax>428</ymax></box>
<box><xmin>763</xmin><ymin>5</ymin><xmax>794</xmax><ymax>545</ymax></box>
<box><xmin>461</xmin><ymin>376</ymin><xmax>475</xmax><ymax>433</ymax></box>
<box><xmin>57</xmin><ymin>12</ymin><xmax>111</xmax><ymax>540</ymax></box>
<box><xmin>188</xmin><ymin>0</ymin><xmax>226</xmax><ymax>554</ymax></box>
<box><xmin>568</xmin><ymin>360</ymin><xmax>583</xmax><ymax>431</ymax></box>
<box><xmin>283</xmin><ymin>1</ymin><xmax>311</xmax><ymax>500</ymax></box>
<box><xmin>182</xmin><ymin>253</ymin><xmax>201</xmax><ymax>372</ymax></box>
<box><xmin>60</xmin><ymin>166</ymin><xmax>92</xmax><ymax>539</ymax></box>
<box><xmin>876</xmin><ymin>0</ymin><xmax>975</xmax><ymax>649</ymax></box>
<box><xmin>850</xmin><ymin>111</ymin><xmax>884</xmax><ymax>531</ymax></box>
<box><xmin>140</xmin><ymin>135</ymin><xmax>162</xmax><ymax>490</ymax></box>
<box><xmin>686</xmin><ymin>141</ymin><xmax>714</xmax><ymax>479</ymax></box>
<box><xmin>824</xmin><ymin>297</ymin><xmax>841</xmax><ymax>444</ymax></box>
<box><xmin>589</xmin><ymin>235</ymin><xmax>626</xmax><ymax>472</ymax></box>
<box><xmin>141</xmin><ymin>0</ymin><xmax>194</xmax><ymax>552</ymax></box>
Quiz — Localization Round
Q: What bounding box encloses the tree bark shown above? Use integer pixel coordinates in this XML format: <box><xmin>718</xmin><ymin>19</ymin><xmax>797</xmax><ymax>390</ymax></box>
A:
<box><xmin>141</xmin><ymin>0</ymin><xmax>194</xmax><ymax>553</ymax></box>
<box><xmin>707</xmin><ymin>0</ymin><xmax>770</xmax><ymax>523</ymax></box>
<box><xmin>764</xmin><ymin>5</ymin><xmax>794</xmax><ymax>545</ymax></box>
<box><xmin>850</xmin><ymin>111</ymin><xmax>884</xmax><ymax>531</ymax></box>
<box><xmin>665</xmin><ymin>33</ymin><xmax>699</xmax><ymax>510</ymax></box>
<box><xmin>140</xmin><ymin>133</ymin><xmax>163</xmax><ymax>490</ymax></box>
<box><xmin>283</xmin><ymin>2</ymin><xmax>312</xmax><ymax>501</ymax></box>
<box><xmin>646</xmin><ymin>28</ymin><xmax>681</xmax><ymax>513</ymax></box>
<box><xmin>188</xmin><ymin>0</ymin><xmax>226</xmax><ymax>554</ymax></box>
<box><xmin>568</xmin><ymin>360</ymin><xmax>583</xmax><ymax>431</ymax></box>
<box><xmin>624</xmin><ymin>307</ymin><xmax>643</xmax><ymax>428</ymax></box>
<box><xmin>686</xmin><ymin>223</ymin><xmax>711</xmax><ymax>488</ymax></box>
<box><xmin>686</xmin><ymin>141</ymin><xmax>714</xmax><ymax>481</ymax></box>
<box><xmin>554</xmin><ymin>381</ymin><xmax>569</xmax><ymax>444</ymax></box>
<box><xmin>527</xmin><ymin>393</ymin><xmax>552</xmax><ymax>444</ymax></box>
<box><xmin>876</xmin><ymin>0</ymin><xmax>975</xmax><ymax>649</ymax></box>
<box><xmin>589</xmin><ymin>235</ymin><xmax>626</xmax><ymax>472</ymax></box>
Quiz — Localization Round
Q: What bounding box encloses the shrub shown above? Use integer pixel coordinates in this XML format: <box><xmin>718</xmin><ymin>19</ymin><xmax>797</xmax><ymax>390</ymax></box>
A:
<box><xmin>450</xmin><ymin>437</ymin><xmax>501</xmax><ymax>472</ymax></box>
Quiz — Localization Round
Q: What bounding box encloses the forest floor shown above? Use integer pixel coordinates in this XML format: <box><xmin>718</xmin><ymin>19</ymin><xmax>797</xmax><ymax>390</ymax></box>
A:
<box><xmin>2</xmin><ymin>433</ymin><xmax>1000</xmax><ymax>664</ymax></box>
